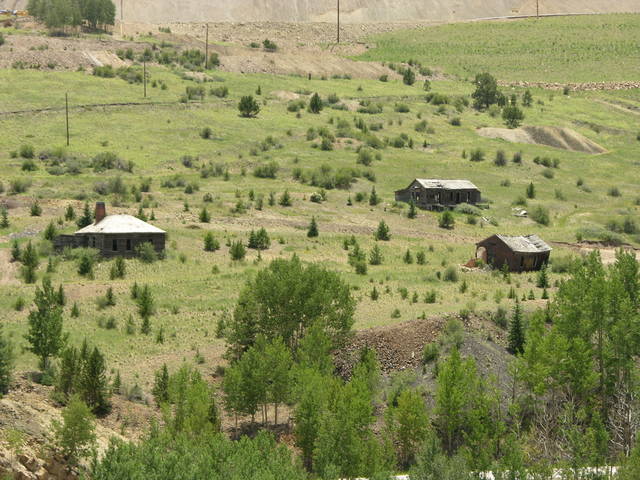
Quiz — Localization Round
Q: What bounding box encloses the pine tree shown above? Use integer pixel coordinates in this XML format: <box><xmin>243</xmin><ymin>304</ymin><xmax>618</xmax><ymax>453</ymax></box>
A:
<box><xmin>57</xmin><ymin>345</ymin><xmax>79</xmax><ymax>399</ymax></box>
<box><xmin>21</xmin><ymin>241</ymin><xmax>39</xmax><ymax>284</ymax></box>
<box><xmin>151</xmin><ymin>364</ymin><xmax>170</xmax><ymax>405</ymax></box>
<box><xmin>403</xmin><ymin>249</ymin><xmax>414</xmax><ymax>264</ymax></box>
<box><xmin>0</xmin><ymin>326</ymin><xmax>15</xmax><ymax>395</ymax></box>
<box><xmin>0</xmin><ymin>206</ymin><xmax>9</xmax><ymax>228</ymax></box>
<box><xmin>407</xmin><ymin>200</ymin><xmax>417</xmax><ymax>219</ymax></box>
<box><xmin>77</xmin><ymin>202</ymin><xmax>93</xmax><ymax>228</ymax></box>
<box><xmin>70</xmin><ymin>302</ymin><xmax>80</xmax><ymax>318</ymax></box>
<box><xmin>369</xmin><ymin>244</ymin><xmax>383</xmax><ymax>265</ymax></box>
<box><xmin>369</xmin><ymin>187</ymin><xmax>380</xmax><ymax>206</ymax></box>
<box><xmin>374</xmin><ymin>220</ymin><xmax>391</xmax><ymax>241</ymax></box>
<box><xmin>279</xmin><ymin>190</ymin><xmax>292</xmax><ymax>207</ymax></box>
<box><xmin>141</xmin><ymin>316</ymin><xmax>151</xmax><ymax>335</ymax></box>
<box><xmin>56</xmin><ymin>284</ymin><xmax>66</xmax><ymax>306</ymax></box>
<box><xmin>526</xmin><ymin>182</ymin><xmax>536</xmax><ymax>199</ymax></box>
<box><xmin>438</xmin><ymin>211</ymin><xmax>455</xmax><ymax>229</ymax></box>
<box><xmin>25</xmin><ymin>277</ymin><xmax>66</xmax><ymax>371</ymax></box>
<box><xmin>307</xmin><ymin>217</ymin><xmax>319</xmax><ymax>238</ymax></box>
<box><xmin>112</xmin><ymin>371</ymin><xmax>121</xmax><ymax>395</ymax></box>
<box><xmin>43</xmin><ymin>221</ymin><xmax>57</xmax><ymax>241</ymax></box>
<box><xmin>77</xmin><ymin>253</ymin><xmax>93</xmax><ymax>278</ymax></box>
<box><xmin>64</xmin><ymin>204</ymin><xmax>75</xmax><ymax>221</ymax></box>
<box><xmin>537</xmin><ymin>263</ymin><xmax>549</xmax><ymax>288</ymax></box>
<box><xmin>522</xmin><ymin>89</ymin><xmax>533</xmax><ymax>107</ymax></box>
<box><xmin>105</xmin><ymin>287</ymin><xmax>116</xmax><ymax>306</ymax></box>
<box><xmin>199</xmin><ymin>206</ymin><xmax>211</xmax><ymax>223</ymax></box>
<box><xmin>370</xmin><ymin>286</ymin><xmax>379</xmax><ymax>300</ymax></box>
<box><xmin>507</xmin><ymin>300</ymin><xmax>525</xmax><ymax>355</ymax></box>
<box><xmin>46</xmin><ymin>257</ymin><xmax>56</xmax><ymax>273</ymax></box>
<box><xmin>30</xmin><ymin>200</ymin><xmax>42</xmax><ymax>216</ymax></box>
<box><xmin>109</xmin><ymin>256</ymin><xmax>126</xmax><ymax>279</ymax></box>
<box><xmin>308</xmin><ymin>93</ymin><xmax>323</xmax><ymax>114</ymax></box>
<box><xmin>80</xmin><ymin>346</ymin><xmax>110</xmax><ymax>414</ymax></box>
<box><xmin>137</xmin><ymin>285</ymin><xmax>155</xmax><ymax>320</ymax></box>
<box><xmin>204</xmin><ymin>232</ymin><xmax>220</xmax><ymax>251</ymax></box>
<box><xmin>10</xmin><ymin>240</ymin><xmax>21</xmax><ymax>262</ymax></box>
<box><xmin>130</xmin><ymin>281</ymin><xmax>139</xmax><ymax>299</ymax></box>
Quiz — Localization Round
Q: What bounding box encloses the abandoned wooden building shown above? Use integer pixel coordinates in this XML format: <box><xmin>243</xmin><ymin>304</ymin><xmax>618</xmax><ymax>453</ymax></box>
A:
<box><xmin>55</xmin><ymin>202</ymin><xmax>166</xmax><ymax>257</ymax></box>
<box><xmin>394</xmin><ymin>179</ymin><xmax>481</xmax><ymax>210</ymax></box>
<box><xmin>476</xmin><ymin>234</ymin><xmax>551</xmax><ymax>272</ymax></box>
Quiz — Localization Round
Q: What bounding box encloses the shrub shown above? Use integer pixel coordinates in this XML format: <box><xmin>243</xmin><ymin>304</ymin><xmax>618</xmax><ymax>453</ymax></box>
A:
<box><xmin>308</xmin><ymin>93</ymin><xmax>323</xmax><ymax>114</ymax></box>
<box><xmin>200</xmin><ymin>127</ymin><xmax>213</xmax><ymax>139</ymax></box>
<box><xmin>230</xmin><ymin>240</ymin><xmax>246</xmax><ymax>261</ymax></box>
<box><xmin>438</xmin><ymin>211</ymin><xmax>455</xmax><ymax>229</ymax></box>
<box><xmin>608</xmin><ymin>186</ymin><xmax>622</xmax><ymax>197</ymax></box>
<box><xmin>247</xmin><ymin>228</ymin><xmax>270</xmax><ymax>250</ymax></box>
<box><xmin>136</xmin><ymin>242</ymin><xmax>158</xmax><ymax>263</ymax></box>
<box><xmin>530</xmin><ymin>206</ymin><xmax>550</xmax><ymax>226</ymax></box>
<box><xmin>422</xmin><ymin>342</ymin><xmax>439</xmax><ymax>364</ymax></box>
<box><xmin>263</xmin><ymin>39</ymin><xmax>277</xmax><ymax>51</ymax></box>
<box><xmin>93</xmin><ymin>65</ymin><xmax>115</xmax><ymax>78</ymax></box>
<box><xmin>210</xmin><ymin>86</ymin><xmax>229</xmax><ymax>98</ymax></box>
<box><xmin>238</xmin><ymin>96</ymin><xmax>260</xmax><ymax>118</ymax></box>
<box><xmin>494</xmin><ymin>150</ymin><xmax>507</xmax><ymax>167</ymax></box>
<box><xmin>21</xmin><ymin>158</ymin><xmax>38</xmax><ymax>171</ymax></box>
<box><xmin>469</xmin><ymin>148</ymin><xmax>485</xmax><ymax>162</ymax></box>
<box><xmin>253</xmin><ymin>161</ymin><xmax>279</xmax><ymax>179</ymax></box>
<box><xmin>19</xmin><ymin>144</ymin><xmax>35</xmax><ymax>159</ymax></box>
<box><xmin>402</xmin><ymin>68</ymin><xmax>416</xmax><ymax>86</ymax></box>
<box><xmin>449</xmin><ymin>117</ymin><xmax>461</xmax><ymax>126</ymax></box>
<box><xmin>204</xmin><ymin>232</ymin><xmax>220</xmax><ymax>252</ymax></box>
<box><xmin>443</xmin><ymin>266</ymin><xmax>459</xmax><ymax>283</ymax></box>
<box><xmin>503</xmin><ymin>105</ymin><xmax>525</xmax><ymax>128</ymax></box>
<box><xmin>395</xmin><ymin>103</ymin><xmax>410</xmax><ymax>113</ymax></box>
<box><xmin>374</xmin><ymin>221</ymin><xmax>391</xmax><ymax>241</ymax></box>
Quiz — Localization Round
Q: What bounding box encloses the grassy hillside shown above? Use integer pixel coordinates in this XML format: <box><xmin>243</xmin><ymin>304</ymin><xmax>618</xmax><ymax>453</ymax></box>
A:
<box><xmin>358</xmin><ymin>14</ymin><xmax>640</xmax><ymax>83</ymax></box>
<box><xmin>1</xmin><ymin>20</ymin><xmax>640</xmax><ymax>385</ymax></box>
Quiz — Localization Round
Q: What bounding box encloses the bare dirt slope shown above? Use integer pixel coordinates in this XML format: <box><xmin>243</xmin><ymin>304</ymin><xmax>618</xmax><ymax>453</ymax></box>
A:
<box><xmin>3</xmin><ymin>0</ymin><xmax>640</xmax><ymax>23</ymax></box>
<box><xmin>477</xmin><ymin>126</ymin><xmax>607</xmax><ymax>154</ymax></box>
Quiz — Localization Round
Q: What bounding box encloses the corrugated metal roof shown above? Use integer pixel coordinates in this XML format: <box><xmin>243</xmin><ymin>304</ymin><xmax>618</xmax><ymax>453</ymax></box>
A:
<box><xmin>75</xmin><ymin>215</ymin><xmax>165</xmax><ymax>234</ymax></box>
<box><xmin>497</xmin><ymin>234</ymin><xmax>552</xmax><ymax>253</ymax></box>
<box><xmin>414</xmin><ymin>179</ymin><xmax>479</xmax><ymax>190</ymax></box>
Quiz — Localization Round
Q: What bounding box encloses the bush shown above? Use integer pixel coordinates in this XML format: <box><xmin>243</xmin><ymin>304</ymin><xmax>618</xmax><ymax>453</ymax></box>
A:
<box><xmin>469</xmin><ymin>148</ymin><xmax>485</xmax><ymax>162</ymax></box>
<box><xmin>443</xmin><ymin>266</ymin><xmax>459</xmax><ymax>283</ymax></box>
<box><xmin>449</xmin><ymin>117</ymin><xmax>461</xmax><ymax>126</ymax></box>
<box><xmin>402</xmin><ymin>68</ymin><xmax>416</xmax><ymax>86</ymax></box>
<box><xmin>93</xmin><ymin>65</ymin><xmax>115</xmax><ymax>78</ymax></box>
<box><xmin>263</xmin><ymin>39</ymin><xmax>278</xmax><ymax>51</ymax></box>
<box><xmin>494</xmin><ymin>150</ymin><xmax>507</xmax><ymax>167</ymax></box>
<box><xmin>19</xmin><ymin>144</ymin><xmax>35</xmax><ymax>159</ymax></box>
<box><xmin>230</xmin><ymin>240</ymin><xmax>246</xmax><ymax>261</ymax></box>
<box><xmin>199</xmin><ymin>127</ymin><xmax>213</xmax><ymax>139</ymax></box>
<box><xmin>439</xmin><ymin>211</ymin><xmax>455</xmax><ymax>229</ymax></box>
<box><xmin>253</xmin><ymin>161</ymin><xmax>279</xmax><ymax>179</ymax></box>
<box><xmin>210</xmin><ymin>85</ymin><xmax>229</xmax><ymax>98</ymax></box>
<box><xmin>422</xmin><ymin>342</ymin><xmax>439</xmax><ymax>364</ymax></box>
<box><xmin>530</xmin><ymin>206</ymin><xmax>550</xmax><ymax>226</ymax></box>
<box><xmin>238</xmin><ymin>96</ymin><xmax>260</xmax><ymax>118</ymax></box>
<box><xmin>608</xmin><ymin>186</ymin><xmax>622</xmax><ymax>197</ymax></box>
<box><xmin>136</xmin><ymin>242</ymin><xmax>158</xmax><ymax>263</ymax></box>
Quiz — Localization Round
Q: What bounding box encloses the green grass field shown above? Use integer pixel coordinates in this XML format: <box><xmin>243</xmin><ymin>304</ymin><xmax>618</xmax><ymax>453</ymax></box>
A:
<box><xmin>358</xmin><ymin>14</ymin><xmax>640</xmax><ymax>83</ymax></box>
<box><xmin>1</xmin><ymin>17</ymin><xmax>640</xmax><ymax>386</ymax></box>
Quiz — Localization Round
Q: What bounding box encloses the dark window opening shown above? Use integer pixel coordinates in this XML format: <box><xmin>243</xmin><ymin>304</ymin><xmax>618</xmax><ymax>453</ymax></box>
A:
<box><xmin>520</xmin><ymin>256</ymin><xmax>525</xmax><ymax>268</ymax></box>
<box><xmin>126</xmin><ymin>239</ymin><xmax>132</xmax><ymax>251</ymax></box>
<box><xmin>112</xmin><ymin>239</ymin><xmax>118</xmax><ymax>252</ymax></box>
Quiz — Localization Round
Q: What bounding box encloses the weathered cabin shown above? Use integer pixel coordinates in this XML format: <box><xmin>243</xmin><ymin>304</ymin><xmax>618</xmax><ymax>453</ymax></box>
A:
<box><xmin>476</xmin><ymin>234</ymin><xmax>551</xmax><ymax>272</ymax></box>
<box><xmin>55</xmin><ymin>202</ymin><xmax>166</xmax><ymax>257</ymax></box>
<box><xmin>395</xmin><ymin>179</ymin><xmax>481</xmax><ymax>210</ymax></box>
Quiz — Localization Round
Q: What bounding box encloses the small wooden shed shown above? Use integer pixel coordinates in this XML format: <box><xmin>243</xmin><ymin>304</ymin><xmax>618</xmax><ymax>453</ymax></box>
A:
<box><xmin>395</xmin><ymin>179</ymin><xmax>481</xmax><ymax>210</ymax></box>
<box><xmin>476</xmin><ymin>234</ymin><xmax>551</xmax><ymax>272</ymax></box>
<box><xmin>55</xmin><ymin>202</ymin><xmax>166</xmax><ymax>257</ymax></box>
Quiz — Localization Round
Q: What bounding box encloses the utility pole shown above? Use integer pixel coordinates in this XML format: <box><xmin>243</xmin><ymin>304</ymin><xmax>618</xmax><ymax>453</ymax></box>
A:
<box><xmin>337</xmin><ymin>0</ymin><xmax>340</xmax><ymax>44</ymax></box>
<box><xmin>65</xmin><ymin>93</ymin><xmax>70</xmax><ymax>146</ymax></box>
<box><xmin>205</xmin><ymin>24</ymin><xmax>209</xmax><ymax>69</ymax></box>
<box><xmin>143</xmin><ymin>60</ymin><xmax>147</xmax><ymax>98</ymax></box>
<box><xmin>536</xmin><ymin>0</ymin><xmax>539</xmax><ymax>18</ymax></box>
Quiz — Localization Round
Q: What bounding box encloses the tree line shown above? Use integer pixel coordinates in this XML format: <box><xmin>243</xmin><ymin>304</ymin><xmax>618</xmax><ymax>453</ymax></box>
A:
<box><xmin>27</xmin><ymin>0</ymin><xmax>115</xmax><ymax>31</ymax></box>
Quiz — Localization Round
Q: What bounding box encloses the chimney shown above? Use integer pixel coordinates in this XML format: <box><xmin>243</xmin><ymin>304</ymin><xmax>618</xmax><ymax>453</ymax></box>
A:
<box><xmin>95</xmin><ymin>202</ymin><xmax>106</xmax><ymax>223</ymax></box>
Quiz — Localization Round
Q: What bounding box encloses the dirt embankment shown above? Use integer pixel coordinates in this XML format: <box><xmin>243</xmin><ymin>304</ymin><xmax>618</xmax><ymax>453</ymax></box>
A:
<box><xmin>478</xmin><ymin>126</ymin><xmax>607</xmax><ymax>154</ymax></box>
<box><xmin>336</xmin><ymin>312</ymin><xmax>508</xmax><ymax>376</ymax></box>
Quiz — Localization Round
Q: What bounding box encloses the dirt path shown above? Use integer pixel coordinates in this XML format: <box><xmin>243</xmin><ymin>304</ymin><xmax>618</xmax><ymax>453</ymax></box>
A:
<box><xmin>551</xmin><ymin>241</ymin><xmax>640</xmax><ymax>264</ymax></box>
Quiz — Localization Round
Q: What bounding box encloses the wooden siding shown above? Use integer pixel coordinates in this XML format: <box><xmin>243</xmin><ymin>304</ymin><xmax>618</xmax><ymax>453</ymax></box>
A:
<box><xmin>395</xmin><ymin>181</ymin><xmax>481</xmax><ymax>210</ymax></box>
<box><xmin>476</xmin><ymin>235</ymin><xmax>550</xmax><ymax>272</ymax></box>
